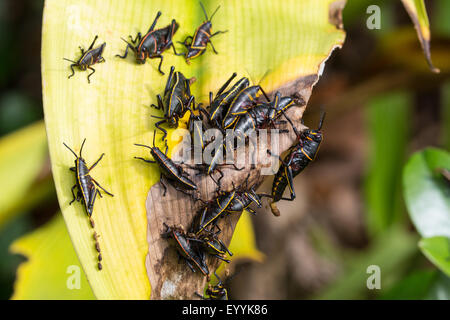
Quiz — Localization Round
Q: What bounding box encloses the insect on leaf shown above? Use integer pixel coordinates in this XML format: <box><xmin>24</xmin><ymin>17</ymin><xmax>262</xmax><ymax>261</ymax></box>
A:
<box><xmin>42</xmin><ymin>0</ymin><xmax>346</xmax><ymax>299</ymax></box>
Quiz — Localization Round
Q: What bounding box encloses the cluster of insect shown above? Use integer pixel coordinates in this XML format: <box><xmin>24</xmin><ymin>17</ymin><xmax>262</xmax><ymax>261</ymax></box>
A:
<box><xmin>62</xmin><ymin>3</ymin><xmax>325</xmax><ymax>300</ymax></box>
<box><xmin>63</xmin><ymin>3</ymin><xmax>224</xmax><ymax>82</ymax></box>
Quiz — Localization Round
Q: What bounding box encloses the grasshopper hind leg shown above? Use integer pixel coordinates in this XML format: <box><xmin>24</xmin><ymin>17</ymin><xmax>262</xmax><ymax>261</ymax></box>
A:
<box><xmin>154</xmin><ymin>54</ymin><xmax>165</xmax><ymax>75</ymax></box>
<box><xmin>68</xmin><ymin>64</ymin><xmax>77</xmax><ymax>79</ymax></box>
<box><xmin>86</xmin><ymin>66</ymin><xmax>96</xmax><ymax>83</ymax></box>
<box><xmin>69</xmin><ymin>185</ymin><xmax>78</xmax><ymax>205</ymax></box>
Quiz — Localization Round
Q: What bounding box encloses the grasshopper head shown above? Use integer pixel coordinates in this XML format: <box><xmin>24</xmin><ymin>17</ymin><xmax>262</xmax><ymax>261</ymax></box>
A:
<box><xmin>136</xmin><ymin>48</ymin><xmax>147</xmax><ymax>64</ymax></box>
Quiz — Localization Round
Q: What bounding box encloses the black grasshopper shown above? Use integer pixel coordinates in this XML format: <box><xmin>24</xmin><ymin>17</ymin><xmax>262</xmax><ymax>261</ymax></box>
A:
<box><xmin>263</xmin><ymin>92</ymin><xmax>305</xmax><ymax>126</ymax></box>
<box><xmin>232</xmin><ymin>91</ymin><xmax>305</xmax><ymax>139</ymax></box>
<box><xmin>224</xmin><ymin>176</ymin><xmax>262</xmax><ymax>215</ymax></box>
<box><xmin>222</xmin><ymin>84</ymin><xmax>270</xmax><ymax>129</ymax></box>
<box><xmin>195</xmin><ymin>270</ymin><xmax>229</xmax><ymax>300</ymax></box>
<box><xmin>151</xmin><ymin>66</ymin><xmax>196</xmax><ymax>141</ymax></box>
<box><xmin>185</xmin><ymin>105</ymin><xmax>244</xmax><ymax>186</ymax></box>
<box><xmin>187</xmin><ymin>103</ymin><xmax>212</xmax><ymax>152</ymax></box>
<box><xmin>185</xmin><ymin>140</ymin><xmax>244</xmax><ymax>189</ymax></box>
<box><xmin>64</xmin><ymin>35</ymin><xmax>106</xmax><ymax>83</ymax></box>
<box><xmin>208</xmin><ymin>73</ymin><xmax>250</xmax><ymax>124</ymax></box>
<box><xmin>224</xmin><ymin>92</ymin><xmax>302</xmax><ymax>168</ymax></box>
<box><xmin>162</xmin><ymin>223</ymin><xmax>209</xmax><ymax>276</ymax></box>
<box><xmin>193</xmin><ymin>177</ymin><xmax>260</xmax><ymax>234</ymax></box>
<box><xmin>179</xmin><ymin>2</ymin><xmax>227</xmax><ymax>64</ymax></box>
<box><xmin>193</xmin><ymin>189</ymin><xmax>236</xmax><ymax>235</ymax></box>
<box><xmin>134</xmin><ymin>131</ymin><xmax>198</xmax><ymax>199</ymax></box>
<box><xmin>261</xmin><ymin>112</ymin><xmax>325</xmax><ymax>216</ymax></box>
<box><xmin>225</xmin><ymin>192</ymin><xmax>260</xmax><ymax>214</ymax></box>
<box><xmin>63</xmin><ymin>139</ymin><xmax>113</xmax><ymax>270</ymax></box>
<box><xmin>116</xmin><ymin>11</ymin><xmax>180</xmax><ymax>74</ymax></box>
<box><xmin>63</xmin><ymin>139</ymin><xmax>114</xmax><ymax>218</ymax></box>
<box><xmin>190</xmin><ymin>225</ymin><xmax>233</xmax><ymax>263</ymax></box>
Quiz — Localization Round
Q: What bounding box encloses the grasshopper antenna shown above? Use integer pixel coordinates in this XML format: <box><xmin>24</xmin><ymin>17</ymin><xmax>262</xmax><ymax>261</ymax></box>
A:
<box><xmin>63</xmin><ymin>142</ymin><xmax>78</xmax><ymax>158</ymax></box>
<box><xmin>63</xmin><ymin>58</ymin><xmax>77</xmax><ymax>63</ymax></box>
<box><xmin>79</xmin><ymin>138</ymin><xmax>87</xmax><ymax>157</ymax></box>
<box><xmin>134</xmin><ymin>143</ymin><xmax>152</xmax><ymax>150</ymax></box>
<box><xmin>199</xmin><ymin>2</ymin><xmax>209</xmax><ymax>21</ymax></box>
<box><xmin>209</xmin><ymin>5</ymin><xmax>221</xmax><ymax>21</ymax></box>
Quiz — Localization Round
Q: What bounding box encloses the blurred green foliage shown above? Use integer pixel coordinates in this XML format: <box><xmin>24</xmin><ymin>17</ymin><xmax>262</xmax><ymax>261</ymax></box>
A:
<box><xmin>0</xmin><ymin>216</ymin><xmax>30</xmax><ymax>299</ymax></box>
<box><xmin>379</xmin><ymin>269</ymin><xmax>438</xmax><ymax>300</ymax></box>
<box><xmin>308</xmin><ymin>0</ymin><xmax>450</xmax><ymax>300</ymax></box>
<box><xmin>0</xmin><ymin>0</ymin><xmax>43</xmax><ymax>137</ymax></box>
<box><xmin>427</xmin><ymin>272</ymin><xmax>450</xmax><ymax>299</ymax></box>
<box><xmin>435</xmin><ymin>0</ymin><xmax>450</xmax><ymax>35</ymax></box>
<box><xmin>403</xmin><ymin>148</ymin><xmax>450</xmax><ymax>238</ymax></box>
<box><xmin>419</xmin><ymin>237</ymin><xmax>450</xmax><ymax>277</ymax></box>
<box><xmin>400</xmin><ymin>148</ymin><xmax>450</xmax><ymax>299</ymax></box>
<box><xmin>365</xmin><ymin>91</ymin><xmax>411</xmax><ymax>236</ymax></box>
<box><xmin>403</xmin><ymin>148</ymin><xmax>450</xmax><ymax>276</ymax></box>
<box><xmin>442</xmin><ymin>82</ymin><xmax>450</xmax><ymax>150</ymax></box>
<box><xmin>343</xmin><ymin>0</ymin><xmax>396</xmax><ymax>33</ymax></box>
<box><xmin>316</xmin><ymin>226</ymin><xmax>419</xmax><ymax>300</ymax></box>
<box><xmin>0</xmin><ymin>93</ymin><xmax>40</xmax><ymax>136</ymax></box>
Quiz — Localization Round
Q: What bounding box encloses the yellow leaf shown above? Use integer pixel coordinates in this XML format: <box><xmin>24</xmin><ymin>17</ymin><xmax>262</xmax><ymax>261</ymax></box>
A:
<box><xmin>0</xmin><ymin>121</ymin><xmax>48</xmax><ymax>228</ymax></box>
<box><xmin>41</xmin><ymin>0</ymin><xmax>345</xmax><ymax>299</ymax></box>
<box><xmin>214</xmin><ymin>211</ymin><xmax>265</xmax><ymax>279</ymax></box>
<box><xmin>228</xmin><ymin>212</ymin><xmax>264</xmax><ymax>263</ymax></box>
<box><xmin>10</xmin><ymin>214</ymin><xmax>95</xmax><ymax>300</ymax></box>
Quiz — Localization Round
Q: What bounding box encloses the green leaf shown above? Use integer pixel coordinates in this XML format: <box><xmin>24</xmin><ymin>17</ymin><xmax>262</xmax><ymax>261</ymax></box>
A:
<box><xmin>426</xmin><ymin>271</ymin><xmax>450</xmax><ymax>300</ymax></box>
<box><xmin>403</xmin><ymin>148</ymin><xmax>450</xmax><ymax>278</ymax></box>
<box><xmin>403</xmin><ymin>148</ymin><xmax>450</xmax><ymax>238</ymax></box>
<box><xmin>419</xmin><ymin>236</ymin><xmax>450</xmax><ymax>277</ymax></box>
<box><xmin>442</xmin><ymin>81</ymin><xmax>450</xmax><ymax>150</ymax></box>
<box><xmin>42</xmin><ymin>0</ymin><xmax>345</xmax><ymax>298</ymax></box>
<box><xmin>378</xmin><ymin>269</ymin><xmax>437</xmax><ymax>300</ymax></box>
<box><xmin>380</xmin><ymin>270</ymin><xmax>450</xmax><ymax>300</ymax></box>
<box><xmin>0</xmin><ymin>121</ymin><xmax>48</xmax><ymax>228</ymax></box>
<box><xmin>365</xmin><ymin>91</ymin><xmax>411</xmax><ymax>235</ymax></box>
<box><xmin>401</xmin><ymin>0</ymin><xmax>440</xmax><ymax>73</ymax></box>
<box><xmin>315</xmin><ymin>226</ymin><xmax>418</xmax><ymax>300</ymax></box>
<box><xmin>10</xmin><ymin>214</ymin><xmax>95</xmax><ymax>300</ymax></box>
